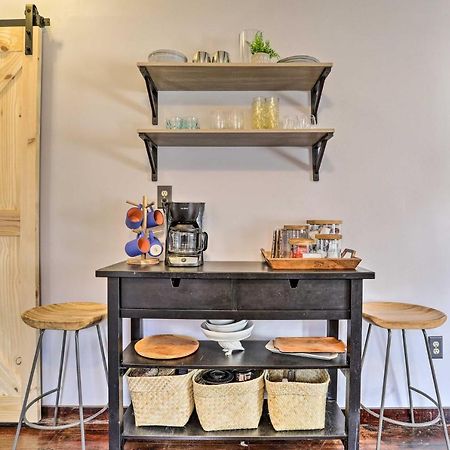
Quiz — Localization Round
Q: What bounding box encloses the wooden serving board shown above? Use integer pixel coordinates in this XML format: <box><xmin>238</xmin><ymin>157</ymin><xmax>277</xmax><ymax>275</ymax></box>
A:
<box><xmin>274</xmin><ymin>337</ymin><xmax>346</xmax><ymax>354</ymax></box>
<box><xmin>134</xmin><ymin>334</ymin><xmax>199</xmax><ymax>360</ymax></box>
<box><xmin>261</xmin><ymin>249</ymin><xmax>361</xmax><ymax>270</ymax></box>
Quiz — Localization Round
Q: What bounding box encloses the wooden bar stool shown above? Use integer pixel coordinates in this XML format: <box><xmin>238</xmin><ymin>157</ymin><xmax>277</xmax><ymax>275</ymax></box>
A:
<box><xmin>13</xmin><ymin>302</ymin><xmax>108</xmax><ymax>450</ymax></box>
<box><xmin>361</xmin><ymin>301</ymin><xmax>449</xmax><ymax>450</ymax></box>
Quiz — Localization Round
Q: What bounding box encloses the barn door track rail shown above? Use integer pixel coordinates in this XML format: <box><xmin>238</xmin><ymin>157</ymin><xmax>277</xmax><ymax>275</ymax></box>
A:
<box><xmin>0</xmin><ymin>4</ymin><xmax>50</xmax><ymax>55</ymax></box>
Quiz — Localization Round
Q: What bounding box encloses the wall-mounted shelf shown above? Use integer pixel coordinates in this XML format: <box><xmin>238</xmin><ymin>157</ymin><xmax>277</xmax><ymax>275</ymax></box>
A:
<box><xmin>138</xmin><ymin>129</ymin><xmax>334</xmax><ymax>182</ymax></box>
<box><xmin>137</xmin><ymin>62</ymin><xmax>332</xmax><ymax>125</ymax></box>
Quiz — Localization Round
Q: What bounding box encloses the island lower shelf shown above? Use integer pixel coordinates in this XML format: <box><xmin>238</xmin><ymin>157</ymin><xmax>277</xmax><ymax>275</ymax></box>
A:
<box><xmin>122</xmin><ymin>340</ymin><xmax>348</xmax><ymax>369</ymax></box>
<box><xmin>123</xmin><ymin>401</ymin><xmax>346</xmax><ymax>441</ymax></box>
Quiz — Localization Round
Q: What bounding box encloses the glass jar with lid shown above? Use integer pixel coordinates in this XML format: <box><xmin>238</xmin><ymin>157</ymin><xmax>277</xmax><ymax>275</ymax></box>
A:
<box><xmin>307</xmin><ymin>220</ymin><xmax>343</xmax><ymax>240</ymax></box>
<box><xmin>282</xmin><ymin>225</ymin><xmax>309</xmax><ymax>257</ymax></box>
<box><xmin>289</xmin><ymin>237</ymin><xmax>315</xmax><ymax>258</ymax></box>
<box><xmin>316</xmin><ymin>234</ymin><xmax>342</xmax><ymax>258</ymax></box>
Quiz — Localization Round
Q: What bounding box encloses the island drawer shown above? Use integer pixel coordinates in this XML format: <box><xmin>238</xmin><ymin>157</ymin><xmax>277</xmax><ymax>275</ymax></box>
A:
<box><xmin>235</xmin><ymin>279</ymin><xmax>350</xmax><ymax>310</ymax></box>
<box><xmin>120</xmin><ymin>278</ymin><xmax>233</xmax><ymax>309</ymax></box>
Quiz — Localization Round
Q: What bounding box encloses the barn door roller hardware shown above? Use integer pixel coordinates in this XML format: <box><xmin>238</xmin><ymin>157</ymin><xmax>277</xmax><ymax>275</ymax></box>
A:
<box><xmin>0</xmin><ymin>4</ymin><xmax>50</xmax><ymax>55</ymax></box>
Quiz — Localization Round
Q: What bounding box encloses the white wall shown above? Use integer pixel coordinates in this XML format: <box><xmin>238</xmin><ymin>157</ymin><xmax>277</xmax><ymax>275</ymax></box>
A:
<box><xmin>3</xmin><ymin>0</ymin><xmax>450</xmax><ymax>407</ymax></box>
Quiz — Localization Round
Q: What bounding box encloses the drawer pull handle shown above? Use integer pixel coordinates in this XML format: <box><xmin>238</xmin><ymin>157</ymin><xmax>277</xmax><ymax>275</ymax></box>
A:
<box><xmin>171</xmin><ymin>278</ymin><xmax>181</xmax><ymax>287</ymax></box>
<box><xmin>289</xmin><ymin>279</ymin><xmax>299</xmax><ymax>289</ymax></box>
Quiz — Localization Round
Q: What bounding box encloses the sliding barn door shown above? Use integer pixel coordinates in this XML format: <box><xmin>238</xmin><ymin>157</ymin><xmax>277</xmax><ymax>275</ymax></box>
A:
<box><xmin>0</xmin><ymin>26</ymin><xmax>41</xmax><ymax>422</ymax></box>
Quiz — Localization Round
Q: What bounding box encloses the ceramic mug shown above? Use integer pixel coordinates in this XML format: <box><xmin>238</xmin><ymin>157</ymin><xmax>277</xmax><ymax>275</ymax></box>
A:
<box><xmin>125</xmin><ymin>233</ymin><xmax>150</xmax><ymax>257</ymax></box>
<box><xmin>147</xmin><ymin>208</ymin><xmax>164</xmax><ymax>228</ymax></box>
<box><xmin>125</xmin><ymin>206</ymin><xmax>144</xmax><ymax>230</ymax></box>
<box><xmin>148</xmin><ymin>231</ymin><xmax>163</xmax><ymax>257</ymax></box>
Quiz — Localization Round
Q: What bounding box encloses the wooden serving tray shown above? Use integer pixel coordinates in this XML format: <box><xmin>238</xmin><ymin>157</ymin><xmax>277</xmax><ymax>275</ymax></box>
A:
<box><xmin>274</xmin><ymin>337</ymin><xmax>346</xmax><ymax>354</ymax></box>
<box><xmin>261</xmin><ymin>249</ymin><xmax>362</xmax><ymax>270</ymax></box>
<box><xmin>134</xmin><ymin>334</ymin><xmax>199</xmax><ymax>360</ymax></box>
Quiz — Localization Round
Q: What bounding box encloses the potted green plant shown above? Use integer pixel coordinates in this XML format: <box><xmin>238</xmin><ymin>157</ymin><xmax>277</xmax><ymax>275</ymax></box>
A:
<box><xmin>249</xmin><ymin>31</ymin><xmax>279</xmax><ymax>63</ymax></box>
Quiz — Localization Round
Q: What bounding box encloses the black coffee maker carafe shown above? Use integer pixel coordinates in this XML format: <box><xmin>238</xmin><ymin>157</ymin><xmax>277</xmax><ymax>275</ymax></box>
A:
<box><xmin>164</xmin><ymin>202</ymin><xmax>208</xmax><ymax>267</ymax></box>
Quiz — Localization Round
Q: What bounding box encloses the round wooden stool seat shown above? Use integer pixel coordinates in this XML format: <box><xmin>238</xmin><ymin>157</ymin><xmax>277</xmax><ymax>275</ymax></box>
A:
<box><xmin>21</xmin><ymin>302</ymin><xmax>107</xmax><ymax>331</ymax></box>
<box><xmin>363</xmin><ymin>302</ymin><xmax>447</xmax><ymax>330</ymax></box>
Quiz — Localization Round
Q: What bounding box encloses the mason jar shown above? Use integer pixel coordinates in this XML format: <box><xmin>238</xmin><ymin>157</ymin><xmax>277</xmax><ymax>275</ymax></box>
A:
<box><xmin>307</xmin><ymin>220</ymin><xmax>343</xmax><ymax>239</ymax></box>
<box><xmin>315</xmin><ymin>234</ymin><xmax>342</xmax><ymax>258</ymax></box>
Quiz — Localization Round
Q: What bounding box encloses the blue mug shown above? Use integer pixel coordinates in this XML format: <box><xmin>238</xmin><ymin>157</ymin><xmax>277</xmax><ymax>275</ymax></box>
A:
<box><xmin>147</xmin><ymin>208</ymin><xmax>164</xmax><ymax>228</ymax></box>
<box><xmin>148</xmin><ymin>231</ymin><xmax>163</xmax><ymax>257</ymax></box>
<box><xmin>125</xmin><ymin>205</ymin><xmax>144</xmax><ymax>230</ymax></box>
<box><xmin>125</xmin><ymin>233</ymin><xmax>150</xmax><ymax>257</ymax></box>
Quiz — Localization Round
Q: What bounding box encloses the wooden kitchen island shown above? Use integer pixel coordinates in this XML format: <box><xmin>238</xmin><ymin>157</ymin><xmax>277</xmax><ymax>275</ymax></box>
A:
<box><xmin>96</xmin><ymin>261</ymin><xmax>375</xmax><ymax>450</ymax></box>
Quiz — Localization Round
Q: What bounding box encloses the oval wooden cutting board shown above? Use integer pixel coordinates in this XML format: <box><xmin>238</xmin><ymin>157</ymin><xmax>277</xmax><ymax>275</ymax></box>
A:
<box><xmin>134</xmin><ymin>334</ymin><xmax>199</xmax><ymax>360</ymax></box>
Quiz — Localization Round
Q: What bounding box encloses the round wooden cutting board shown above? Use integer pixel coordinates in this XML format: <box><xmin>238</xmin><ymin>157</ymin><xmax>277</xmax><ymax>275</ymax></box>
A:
<box><xmin>134</xmin><ymin>334</ymin><xmax>199</xmax><ymax>360</ymax></box>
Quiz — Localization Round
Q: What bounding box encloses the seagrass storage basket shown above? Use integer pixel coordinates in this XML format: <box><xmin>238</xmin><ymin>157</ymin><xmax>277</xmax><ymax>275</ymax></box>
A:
<box><xmin>126</xmin><ymin>368</ymin><xmax>196</xmax><ymax>427</ymax></box>
<box><xmin>193</xmin><ymin>370</ymin><xmax>265</xmax><ymax>431</ymax></box>
<box><xmin>265</xmin><ymin>369</ymin><xmax>330</xmax><ymax>431</ymax></box>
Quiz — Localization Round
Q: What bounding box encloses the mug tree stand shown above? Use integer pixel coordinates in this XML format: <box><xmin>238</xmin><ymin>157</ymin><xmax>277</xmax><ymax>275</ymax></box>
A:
<box><xmin>126</xmin><ymin>195</ymin><xmax>161</xmax><ymax>266</ymax></box>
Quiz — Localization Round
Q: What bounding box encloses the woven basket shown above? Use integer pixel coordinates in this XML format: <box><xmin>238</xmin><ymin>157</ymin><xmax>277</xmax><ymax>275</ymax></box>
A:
<box><xmin>265</xmin><ymin>369</ymin><xmax>330</xmax><ymax>431</ymax></box>
<box><xmin>193</xmin><ymin>370</ymin><xmax>265</xmax><ymax>431</ymax></box>
<box><xmin>126</xmin><ymin>368</ymin><xmax>196</xmax><ymax>427</ymax></box>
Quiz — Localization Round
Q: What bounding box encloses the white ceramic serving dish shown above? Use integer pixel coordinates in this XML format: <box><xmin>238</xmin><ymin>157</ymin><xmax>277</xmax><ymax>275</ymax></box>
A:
<box><xmin>147</xmin><ymin>49</ymin><xmax>188</xmax><ymax>63</ymax></box>
<box><xmin>205</xmin><ymin>320</ymin><xmax>248</xmax><ymax>332</ymax></box>
<box><xmin>201</xmin><ymin>321</ymin><xmax>254</xmax><ymax>341</ymax></box>
<box><xmin>207</xmin><ymin>319</ymin><xmax>235</xmax><ymax>325</ymax></box>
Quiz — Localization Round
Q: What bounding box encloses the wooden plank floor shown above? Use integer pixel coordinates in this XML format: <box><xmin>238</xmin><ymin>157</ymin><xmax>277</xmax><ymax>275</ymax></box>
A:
<box><xmin>1</xmin><ymin>409</ymin><xmax>448</xmax><ymax>449</ymax></box>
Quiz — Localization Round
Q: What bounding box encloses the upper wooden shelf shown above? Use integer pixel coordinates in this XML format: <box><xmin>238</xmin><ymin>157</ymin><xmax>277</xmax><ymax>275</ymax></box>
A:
<box><xmin>138</xmin><ymin>128</ymin><xmax>334</xmax><ymax>147</ymax></box>
<box><xmin>137</xmin><ymin>62</ymin><xmax>333</xmax><ymax>91</ymax></box>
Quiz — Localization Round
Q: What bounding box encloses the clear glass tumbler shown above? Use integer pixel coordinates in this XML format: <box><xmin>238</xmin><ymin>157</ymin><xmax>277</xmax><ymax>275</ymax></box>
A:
<box><xmin>239</xmin><ymin>29</ymin><xmax>261</xmax><ymax>63</ymax></box>
<box><xmin>252</xmin><ymin>97</ymin><xmax>265</xmax><ymax>129</ymax></box>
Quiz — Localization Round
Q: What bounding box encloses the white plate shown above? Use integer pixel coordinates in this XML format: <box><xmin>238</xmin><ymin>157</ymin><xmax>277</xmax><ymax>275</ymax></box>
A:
<box><xmin>265</xmin><ymin>340</ymin><xmax>338</xmax><ymax>360</ymax></box>
<box><xmin>201</xmin><ymin>321</ymin><xmax>254</xmax><ymax>341</ymax></box>
<box><xmin>205</xmin><ymin>320</ymin><xmax>248</xmax><ymax>332</ymax></box>
<box><xmin>207</xmin><ymin>319</ymin><xmax>235</xmax><ymax>325</ymax></box>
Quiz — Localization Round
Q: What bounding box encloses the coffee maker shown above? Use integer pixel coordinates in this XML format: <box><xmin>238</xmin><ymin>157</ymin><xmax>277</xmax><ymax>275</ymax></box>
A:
<box><xmin>165</xmin><ymin>202</ymin><xmax>208</xmax><ymax>267</ymax></box>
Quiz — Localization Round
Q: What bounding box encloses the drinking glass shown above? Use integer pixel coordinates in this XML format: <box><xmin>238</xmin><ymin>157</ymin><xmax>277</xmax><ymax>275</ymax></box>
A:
<box><xmin>228</xmin><ymin>110</ymin><xmax>245</xmax><ymax>129</ymax></box>
<box><xmin>211</xmin><ymin>110</ymin><xmax>226</xmax><ymax>129</ymax></box>
<box><xmin>239</xmin><ymin>29</ymin><xmax>261</xmax><ymax>63</ymax></box>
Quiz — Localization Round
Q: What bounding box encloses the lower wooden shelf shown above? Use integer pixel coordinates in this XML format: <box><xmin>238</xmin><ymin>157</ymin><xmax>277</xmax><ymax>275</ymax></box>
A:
<box><xmin>123</xmin><ymin>401</ymin><xmax>347</xmax><ymax>441</ymax></box>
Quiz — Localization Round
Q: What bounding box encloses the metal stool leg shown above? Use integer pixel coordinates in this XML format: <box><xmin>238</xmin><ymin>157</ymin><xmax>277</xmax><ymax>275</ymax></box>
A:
<box><xmin>74</xmin><ymin>330</ymin><xmax>86</xmax><ymax>450</ymax></box>
<box><xmin>422</xmin><ymin>329</ymin><xmax>450</xmax><ymax>450</ymax></box>
<box><xmin>377</xmin><ymin>328</ymin><xmax>392</xmax><ymax>450</ymax></box>
<box><xmin>12</xmin><ymin>329</ymin><xmax>45</xmax><ymax>450</ymax></box>
<box><xmin>401</xmin><ymin>330</ymin><xmax>415</xmax><ymax>424</ymax></box>
<box><xmin>361</xmin><ymin>323</ymin><xmax>373</xmax><ymax>368</ymax></box>
<box><xmin>53</xmin><ymin>330</ymin><xmax>67</xmax><ymax>426</ymax></box>
<box><xmin>96</xmin><ymin>324</ymin><xmax>108</xmax><ymax>382</ymax></box>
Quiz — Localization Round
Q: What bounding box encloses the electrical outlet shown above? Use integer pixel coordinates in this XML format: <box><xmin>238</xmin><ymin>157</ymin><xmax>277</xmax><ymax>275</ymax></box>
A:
<box><xmin>428</xmin><ymin>336</ymin><xmax>443</xmax><ymax>359</ymax></box>
<box><xmin>157</xmin><ymin>185</ymin><xmax>172</xmax><ymax>209</ymax></box>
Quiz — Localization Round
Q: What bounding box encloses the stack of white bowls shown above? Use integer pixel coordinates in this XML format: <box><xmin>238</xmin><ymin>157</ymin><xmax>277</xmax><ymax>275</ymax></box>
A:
<box><xmin>201</xmin><ymin>319</ymin><xmax>254</xmax><ymax>356</ymax></box>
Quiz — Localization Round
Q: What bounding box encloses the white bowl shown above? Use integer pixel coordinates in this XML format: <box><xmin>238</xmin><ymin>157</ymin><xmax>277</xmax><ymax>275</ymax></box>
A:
<box><xmin>205</xmin><ymin>320</ymin><xmax>248</xmax><ymax>332</ymax></box>
<box><xmin>207</xmin><ymin>319</ymin><xmax>234</xmax><ymax>325</ymax></box>
<box><xmin>201</xmin><ymin>321</ymin><xmax>254</xmax><ymax>341</ymax></box>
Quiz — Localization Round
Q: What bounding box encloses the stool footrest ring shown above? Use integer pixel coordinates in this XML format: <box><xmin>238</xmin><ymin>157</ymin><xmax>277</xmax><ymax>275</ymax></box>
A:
<box><xmin>361</xmin><ymin>386</ymin><xmax>442</xmax><ymax>428</ymax></box>
<box><xmin>22</xmin><ymin>388</ymin><xmax>107</xmax><ymax>431</ymax></box>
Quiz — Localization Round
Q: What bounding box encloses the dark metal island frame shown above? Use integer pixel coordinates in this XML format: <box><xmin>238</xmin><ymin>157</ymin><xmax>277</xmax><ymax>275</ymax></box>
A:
<box><xmin>96</xmin><ymin>261</ymin><xmax>375</xmax><ymax>450</ymax></box>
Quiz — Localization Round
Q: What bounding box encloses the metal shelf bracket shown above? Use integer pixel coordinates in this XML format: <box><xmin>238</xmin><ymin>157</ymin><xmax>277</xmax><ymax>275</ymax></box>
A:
<box><xmin>140</xmin><ymin>134</ymin><xmax>158</xmax><ymax>181</ymax></box>
<box><xmin>0</xmin><ymin>4</ymin><xmax>50</xmax><ymax>55</ymax></box>
<box><xmin>138</xmin><ymin>67</ymin><xmax>158</xmax><ymax>125</ymax></box>
<box><xmin>311</xmin><ymin>67</ymin><xmax>331</xmax><ymax>122</ymax></box>
<box><xmin>312</xmin><ymin>132</ymin><xmax>333</xmax><ymax>181</ymax></box>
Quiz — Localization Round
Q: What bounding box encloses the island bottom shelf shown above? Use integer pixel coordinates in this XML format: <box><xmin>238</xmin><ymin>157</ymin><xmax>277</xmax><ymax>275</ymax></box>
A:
<box><xmin>123</xmin><ymin>400</ymin><xmax>346</xmax><ymax>441</ymax></box>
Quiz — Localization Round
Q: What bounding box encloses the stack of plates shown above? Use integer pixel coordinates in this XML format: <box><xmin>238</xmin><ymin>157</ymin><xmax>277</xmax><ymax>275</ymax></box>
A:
<box><xmin>277</xmin><ymin>55</ymin><xmax>320</xmax><ymax>63</ymax></box>
<box><xmin>147</xmin><ymin>49</ymin><xmax>188</xmax><ymax>63</ymax></box>
<box><xmin>201</xmin><ymin>320</ymin><xmax>254</xmax><ymax>356</ymax></box>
